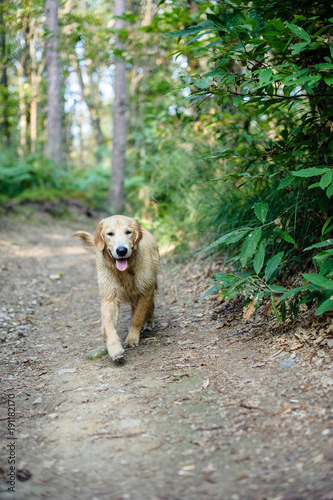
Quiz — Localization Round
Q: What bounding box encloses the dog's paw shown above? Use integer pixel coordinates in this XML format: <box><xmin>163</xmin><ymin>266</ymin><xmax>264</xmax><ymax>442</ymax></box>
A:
<box><xmin>124</xmin><ymin>335</ymin><xmax>140</xmax><ymax>348</ymax></box>
<box><xmin>107</xmin><ymin>342</ymin><xmax>125</xmax><ymax>361</ymax></box>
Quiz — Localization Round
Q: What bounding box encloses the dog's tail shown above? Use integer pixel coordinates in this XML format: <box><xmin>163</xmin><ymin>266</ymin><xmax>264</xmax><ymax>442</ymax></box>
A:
<box><xmin>73</xmin><ymin>231</ymin><xmax>96</xmax><ymax>254</ymax></box>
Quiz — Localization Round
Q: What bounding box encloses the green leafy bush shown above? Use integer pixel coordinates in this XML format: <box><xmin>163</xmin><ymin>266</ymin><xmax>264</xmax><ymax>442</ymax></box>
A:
<box><xmin>168</xmin><ymin>0</ymin><xmax>333</xmax><ymax>318</ymax></box>
<box><xmin>0</xmin><ymin>150</ymin><xmax>110</xmax><ymax>208</ymax></box>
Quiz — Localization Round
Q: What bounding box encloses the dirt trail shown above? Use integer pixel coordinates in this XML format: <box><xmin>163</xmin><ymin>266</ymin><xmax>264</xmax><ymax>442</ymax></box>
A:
<box><xmin>0</xmin><ymin>214</ymin><xmax>332</xmax><ymax>500</ymax></box>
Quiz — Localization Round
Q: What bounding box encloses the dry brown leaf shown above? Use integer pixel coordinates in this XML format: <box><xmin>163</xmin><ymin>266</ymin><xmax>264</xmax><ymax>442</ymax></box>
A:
<box><xmin>273</xmin><ymin>401</ymin><xmax>301</xmax><ymax>417</ymax></box>
<box><xmin>243</xmin><ymin>299</ymin><xmax>257</xmax><ymax>321</ymax></box>
<box><xmin>204</xmin><ymin>471</ymin><xmax>217</xmax><ymax>483</ymax></box>
<box><xmin>289</xmin><ymin>342</ymin><xmax>304</xmax><ymax>351</ymax></box>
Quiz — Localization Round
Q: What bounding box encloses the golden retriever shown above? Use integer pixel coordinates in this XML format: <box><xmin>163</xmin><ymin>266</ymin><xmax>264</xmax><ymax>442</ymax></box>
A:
<box><xmin>73</xmin><ymin>215</ymin><xmax>159</xmax><ymax>361</ymax></box>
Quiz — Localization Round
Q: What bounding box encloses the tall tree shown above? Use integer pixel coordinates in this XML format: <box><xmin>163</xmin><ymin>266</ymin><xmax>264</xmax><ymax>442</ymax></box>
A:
<box><xmin>108</xmin><ymin>0</ymin><xmax>127</xmax><ymax>213</ymax></box>
<box><xmin>45</xmin><ymin>0</ymin><xmax>62</xmax><ymax>166</ymax></box>
<box><xmin>0</xmin><ymin>0</ymin><xmax>11</xmax><ymax>146</ymax></box>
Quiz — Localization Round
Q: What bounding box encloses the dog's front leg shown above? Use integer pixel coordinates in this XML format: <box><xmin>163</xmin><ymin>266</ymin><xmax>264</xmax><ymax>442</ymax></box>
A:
<box><xmin>101</xmin><ymin>298</ymin><xmax>124</xmax><ymax>361</ymax></box>
<box><xmin>125</xmin><ymin>294</ymin><xmax>153</xmax><ymax>347</ymax></box>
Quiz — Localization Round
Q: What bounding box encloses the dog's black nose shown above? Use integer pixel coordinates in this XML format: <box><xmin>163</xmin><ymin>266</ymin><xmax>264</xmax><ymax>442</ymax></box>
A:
<box><xmin>116</xmin><ymin>246</ymin><xmax>128</xmax><ymax>257</ymax></box>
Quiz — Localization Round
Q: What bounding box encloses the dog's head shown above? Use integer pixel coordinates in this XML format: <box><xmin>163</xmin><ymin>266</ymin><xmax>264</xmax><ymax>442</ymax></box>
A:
<box><xmin>94</xmin><ymin>216</ymin><xmax>143</xmax><ymax>272</ymax></box>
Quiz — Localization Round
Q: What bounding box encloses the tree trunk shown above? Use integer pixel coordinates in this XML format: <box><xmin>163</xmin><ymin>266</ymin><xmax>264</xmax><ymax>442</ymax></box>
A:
<box><xmin>0</xmin><ymin>0</ymin><xmax>10</xmax><ymax>146</ymax></box>
<box><xmin>72</xmin><ymin>54</ymin><xmax>104</xmax><ymax>161</ymax></box>
<box><xmin>30</xmin><ymin>20</ymin><xmax>38</xmax><ymax>154</ymax></box>
<box><xmin>108</xmin><ymin>0</ymin><xmax>127</xmax><ymax>213</ymax></box>
<box><xmin>45</xmin><ymin>0</ymin><xmax>62</xmax><ymax>167</ymax></box>
<box><xmin>17</xmin><ymin>62</ymin><xmax>27</xmax><ymax>157</ymax></box>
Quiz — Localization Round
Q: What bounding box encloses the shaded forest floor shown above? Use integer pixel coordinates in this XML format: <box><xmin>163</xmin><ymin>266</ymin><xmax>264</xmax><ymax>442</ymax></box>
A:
<box><xmin>0</xmin><ymin>212</ymin><xmax>332</xmax><ymax>500</ymax></box>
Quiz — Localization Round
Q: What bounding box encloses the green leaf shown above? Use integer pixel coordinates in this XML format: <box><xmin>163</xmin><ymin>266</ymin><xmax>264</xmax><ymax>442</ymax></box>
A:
<box><xmin>316</xmin><ymin>298</ymin><xmax>333</xmax><ymax>316</ymax></box>
<box><xmin>291</xmin><ymin>167</ymin><xmax>331</xmax><ymax>177</ymax></box>
<box><xmin>291</xmin><ymin>42</ymin><xmax>310</xmax><ymax>54</ymax></box>
<box><xmin>286</xmin><ymin>22</ymin><xmax>311</xmax><ymax>42</ymax></box>
<box><xmin>253</xmin><ymin>202</ymin><xmax>269</xmax><ymax>223</ymax></box>
<box><xmin>304</xmin><ymin>239</ymin><xmax>333</xmax><ymax>251</ymax></box>
<box><xmin>324</xmin><ymin>75</ymin><xmax>333</xmax><ymax>86</ymax></box>
<box><xmin>326</xmin><ymin>183</ymin><xmax>333</xmax><ymax>198</ymax></box>
<box><xmin>254</xmin><ymin>241</ymin><xmax>265</xmax><ymax>274</ymax></box>
<box><xmin>280</xmin><ymin>299</ymin><xmax>287</xmax><ymax>321</ymax></box>
<box><xmin>276</xmin><ymin>175</ymin><xmax>295</xmax><ymax>191</ymax></box>
<box><xmin>322</xmin><ymin>217</ymin><xmax>333</xmax><ymax>236</ymax></box>
<box><xmin>271</xmin><ymin>296</ymin><xmax>282</xmax><ymax>322</ymax></box>
<box><xmin>265</xmin><ymin>252</ymin><xmax>284</xmax><ymax>281</ymax></box>
<box><xmin>224</xmin><ymin>230</ymin><xmax>251</xmax><ymax>245</ymax></box>
<box><xmin>280</xmin><ymin>286</ymin><xmax>306</xmax><ymax>300</ymax></box>
<box><xmin>203</xmin><ymin>70</ymin><xmax>225</xmax><ymax>78</ymax></box>
<box><xmin>192</xmin><ymin>78</ymin><xmax>211</xmax><ymax>89</ymax></box>
<box><xmin>313</xmin><ymin>249</ymin><xmax>333</xmax><ymax>260</ymax></box>
<box><xmin>274</xmin><ymin>19</ymin><xmax>285</xmax><ymax>31</ymax></box>
<box><xmin>200</xmin><ymin>283</ymin><xmax>222</xmax><ymax>299</ymax></box>
<box><xmin>319</xmin><ymin>170</ymin><xmax>333</xmax><ymax>189</ymax></box>
<box><xmin>315</xmin><ymin>63</ymin><xmax>333</xmax><ymax>70</ymax></box>
<box><xmin>165</xmin><ymin>26</ymin><xmax>206</xmax><ymax>37</ymax></box>
<box><xmin>233</xmin><ymin>95</ymin><xmax>244</xmax><ymax>106</ymax></box>
<box><xmin>303</xmin><ymin>273</ymin><xmax>333</xmax><ymax>289</ymax></box>
<box><xmin>196</xmin><ymin>229</ymin><xmax>250</xmax><ymax>255</ymax></box>
<box><xmin>274</xmin><ymin>228</ymin><xmax>296</xmax><ymax>244</ymax></box>
<box><xmin>267</xmin><ymin>285</ymin><xmax>287</xmax><ymax>293</ymax></box>
<box><xmin>292</xmin><ymin>75</ymin><xmax>321</xmax><ymax>86</ymax></box>
<box><xmin>240</xmin><ymin>228</ymin><xmax>262</xmax><ymax>263</ymax></box>
<box><xmin>316</xmin><ymin>298</ymin><xmax>333</xmax><ymax>315</ymax></box>
<box><xmin>259</xmin><ymin>68</ymin><xmax>273</xmax><ymax>85</ymax></box>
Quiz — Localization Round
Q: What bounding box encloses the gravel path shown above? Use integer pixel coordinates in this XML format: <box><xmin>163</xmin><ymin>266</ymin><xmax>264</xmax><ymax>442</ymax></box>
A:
<box><xmin>0</xmin><ymin>214</ymin><xmax>332</xmax><ymax>500</ymax></box>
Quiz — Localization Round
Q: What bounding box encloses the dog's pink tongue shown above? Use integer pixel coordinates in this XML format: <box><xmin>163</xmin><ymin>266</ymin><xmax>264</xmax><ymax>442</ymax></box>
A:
<box><xmin>116</xmin><ymin>259</ymin><xmax>128</xmax><ymax>271</ymax></box>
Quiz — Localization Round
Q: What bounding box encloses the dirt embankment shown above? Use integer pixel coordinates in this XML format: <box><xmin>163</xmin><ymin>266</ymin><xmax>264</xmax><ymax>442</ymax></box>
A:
<box><xmin>0</xmin><ymin>214</ymin><xmax>332</xmax><ymax>500</ymax></box>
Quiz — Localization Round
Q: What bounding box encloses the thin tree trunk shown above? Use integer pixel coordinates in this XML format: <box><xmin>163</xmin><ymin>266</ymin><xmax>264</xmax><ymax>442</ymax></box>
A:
<box><xmin>45</xmin><ymin>0</ymin><xmax>62</xmax><ymax>166</ymax></box>
<box><xmin>72</xmin><ymin>54</ymin><xmax>104</xmax><ymax>161</ymax></box>
<box><xmin>17</xmin><ymin>62</ymin><xmax>27</xmax><ymax>157</ymax></box>
<box><xmin>0</xmin><ymin>0</ymin><xmax>10</xmax><ymax>146</ymax></box>
<box><xmin>30</xmin><ymin>20</ymin><xmax>37</xmax><ymax>153</ymax></box>
<box><xmin>108</xmin><ymin>0</ymin><xmax>127</xmax><ymax>213</ymax></box>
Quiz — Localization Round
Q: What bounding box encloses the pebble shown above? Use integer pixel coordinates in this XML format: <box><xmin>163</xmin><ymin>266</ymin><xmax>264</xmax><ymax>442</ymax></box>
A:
<box><xmin>120</xmin><ymin>419</ymin><xmax>141</xmax><ymax>429</ymax></box>
<box><xmin>279</xmin><ymin>357</ymin><xmax>296</xmax><ymax>369</ymax></box>
<box><xmin>49</xmin><ymin>274</ymin><xmax>61</xmax><ymax>281</ymax></box>
<box><xmin>32</xmin><ymin>397</ymin><xmax>42</xmax><ymax>405</ymax></box>
<box><xmin>58</xmin><ymin>368</ymin><xmax>76</xmax><ymax>375</ymax></box>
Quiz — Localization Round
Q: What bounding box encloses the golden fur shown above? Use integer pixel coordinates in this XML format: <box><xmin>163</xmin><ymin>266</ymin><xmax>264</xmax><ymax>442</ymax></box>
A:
<box><xmin>73</xmin><ymin>215</ymin><xmax>159</xmax><ymax>360</ymax></box>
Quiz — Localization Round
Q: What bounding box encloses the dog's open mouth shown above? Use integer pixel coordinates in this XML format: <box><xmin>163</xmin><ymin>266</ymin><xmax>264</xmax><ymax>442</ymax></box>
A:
<box><xmin>115</xmin><ymin>258</ymin><xmax>128</xmax><ymax>272</ymax></box>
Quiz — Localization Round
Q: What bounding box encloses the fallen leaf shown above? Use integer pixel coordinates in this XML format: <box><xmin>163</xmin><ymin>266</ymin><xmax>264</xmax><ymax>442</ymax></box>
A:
<box><xmin>204</xmin><ymin>471</ymin><xmax>217</xmax><ymax>483</ymax></box>
<box><xmin>252</xmin><ymin>361</ymin><xmax>267</xmax><ymax>368</ymax></box>
<box><xmin>202</xmin><ymin>378</ymin><xmax>210</xmax><ymax>389</ymax></box>
<box><xmin>289</xmin><ymin>342</ymin><xmax>304</xmax><ymax>351</ymax></box>
<box><xmin>182</xmin><ymin>464</ymin><xmax>196</xmax><ymax>471</ymax></box>
<box><xmin>273</xmin><ymin>401</ymin><xmax>301</xmax><ymax>417</ymax></box>
<box><xmin>243</xmin><ymin>299</ymin><xmax>257</xmax><ymax>321</ymax></box>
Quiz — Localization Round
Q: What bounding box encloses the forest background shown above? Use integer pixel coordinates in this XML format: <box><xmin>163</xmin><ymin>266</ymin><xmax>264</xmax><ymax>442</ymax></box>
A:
<box><xmin>0</xmin><ymin>0</ymin><xmax>333</xmax><ymax>320</ymax></box>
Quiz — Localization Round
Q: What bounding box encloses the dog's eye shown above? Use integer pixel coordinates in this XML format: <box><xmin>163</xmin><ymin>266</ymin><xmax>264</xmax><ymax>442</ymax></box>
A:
<box><xmin>107</xmin><ymin>232</ymin><xmax>114</xmax><ymax>237</ymax></box>
<box><xmin>125</xmin><ymin>230</ymin><xmax>132</xmax><ymax>235</ymax></box>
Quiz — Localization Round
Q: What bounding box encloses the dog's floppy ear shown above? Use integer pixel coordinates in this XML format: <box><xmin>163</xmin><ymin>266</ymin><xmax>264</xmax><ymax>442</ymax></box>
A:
<box><xmin>133</xmin><ymin>219</ymin><xmax>143</xmax><ymax>245</ymax></box>
<box><xmin>94</xmin><ymin>220</ymin><xmax>105</xmax><ymax>251</ymax></box>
